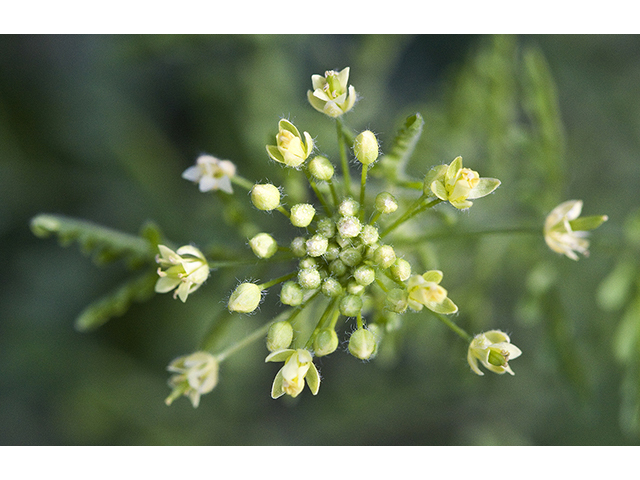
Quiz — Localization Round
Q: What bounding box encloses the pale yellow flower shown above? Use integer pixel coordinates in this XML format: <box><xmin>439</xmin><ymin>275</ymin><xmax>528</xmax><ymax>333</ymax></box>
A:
<box><xmin>467</xmin><ymin>330</ymin><xmax>522</xmax><ymax>376</ymax></box>
<box><xmin>406</xmin><ymin>270</ymin><xmax>458</xmax><ymax>314</ymax></box>
<box><xmin>307</xmin><ymin>68</ymin><xmax>357</xmax><ymax>118</ymax></box>
<box><xmin>155</xmin><ymin>245</ymin><xmax>210</xmax><ymax>302</ymax></box>
<box><xmin>266</xmin><ymin>119</ymin><xmax>314</xmax><ymax>168</ymax></box>
<box><xmin>165</xmin><ymin>351</ymin><xmax>219</xmax><ymax>407</ymax></box>
<box><xmin>182</xmin><ymin>154</ymin><xmax>236</xmax><ymax>194</ymax></box>
<box><xmin>428</xmin><ymin>156</ymin><xmax>500</xmax><ymax>210</ymax></box>
<box><xmin>544</xmin><ymin>200</ymin><xmax>607</xmax><ymax>261</ymax></box>
<box><xmin>265</xmin><ymin>348</ymin><xmax>320</xmax><ymax>399</ymax></box>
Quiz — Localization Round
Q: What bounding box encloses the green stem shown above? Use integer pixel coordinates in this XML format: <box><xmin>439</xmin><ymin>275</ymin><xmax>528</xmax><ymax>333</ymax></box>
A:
<box><xmin>231</xmin><ymin>175</ymin><xmax>256</xmax><ymax>191</ymax></box>
<box><xmin>336</xmin><ymin>117</ymin><xmax>351</xmax><ymax>197</ymax></box>
<box><xmin>380</xmin><ymin>195</ymin><xmax>442</xmax><ymax>238</ymax></box>
<box><xmin>276</xmin><ymin>205</ymin><xmax>291</xmax><ymax>219</ymax></box>
<box><xmin>359</xmin><ymin>164</ymin><xmax>369</xmax><ymax>221</ymax></box>
<box><xmin>303</xmin><ymin>166</ymin><xmax>333</xmax><ymax>215</ymax></box>
<box><xmin>433</xmin><ymin>313</ymin><xmax>472</xmax><ymax>342</ymax></box>
<box><xmin>215</xmin><ymin>321</ymin><xmax>273</xmax><ymax>362</ymax></box>
<box><xmin>409</xmin><ymin>225</ymin><xmax>542</xmax><ymax>242</ymax></box>
<box><xmin>305</xmin><ymin>298</ymin><xmax>338</xmax><ymax>349</ymax></box>
<box><xmin>327</xmin><ymin>177</ymin><xmax>340</xmax><ymax>206</ymax></box>
<box><xmin>258</xmin><ymin>271</ymin><xmax>297</xmax><ymax>290</ymax></box>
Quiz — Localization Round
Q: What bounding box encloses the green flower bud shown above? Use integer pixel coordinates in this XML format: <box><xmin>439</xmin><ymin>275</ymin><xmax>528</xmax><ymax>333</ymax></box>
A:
<box><xmin>280</xmin><ymin>281</ymin><xmax>304</xmax><ymax>306</ymax></box>
<box><xmin>313</xmin><ymin>328</ymin><xmax>339</xmax><ymax>357</ymax></box>
<box><xmin>228</xmin><ymin>282</ymin><xmax>262</xmax><ymax>313</ymax></box>
<box><xmin>348</xmin><ymin>328</ymin><xmax>376</xmax><ymax>360</ymax></box>
<box><xmin>353</xmin><ymin>265</ymin><xmax>375</xmax><ymax>286</ymax></box>
<box><xmin>251</xmin><ymin>184</ymin><xmax>281</xmax><ymax>211</ymax></box>
<box><xmin>267</xmin><ymin>321</ymin><xmax>294</xmax><ymax>352</ymax></box>
<box><xmin>385</xmin><ymin>288</ymin><xmax>408</xmax><ymax>313</ymax></box>
<box><xmin>360</xmin><ymin>224</ymin><xmax>379</xmax><ymax>245</ymax></box>
<box><xmin>338</xmin><ymin>198</ymin><xmax>360</xmax><ymax>217</ymax></box>
<box><xmin>321</xmin><ymin>277</ymin><xmax>343</xmax><ymax>297</ymax></box>
<box><xmin>329</xmin><ymin>258</ymin><xmax>348</xmax><ymax>277</ymax></box>
<box><xmin>306</xmin><ymin>234</ymin><xmax>329</xmax><ymax>257</ymax></box>
<box><xmin>374</xmin><ymin>245</ymin><xmax>396</xmax><ymax>268</ymax></box>
<box><xmin>347</xmin><ymin>280</ymin><xmax>365</xmax><ymax>296</ymax></box>
<box><xmin>316</xmin><ymin>218</ymin><xmax>335</xmax><ymax>238</ymax></box>
<box><xmin>340</xmin><ymin>294</ymin><xmax>363</xmax><ymax>317</ymax></box>
<box><xmin>337</xmin><ymin>215</ymin><xmax>362</xmax><ymax>238</ymax></box>
<box><xmin>299</xmin><ymin>268</ymin><xmax>321</xmax><ymax>290</ymax></box>
<box><xmin>324</xmin><ymin>243</ymin><xmax>340</xmax><ymax>261</ymax></box>
<box><xmin>390</xmin><ymin>258</ymin><xmax>411</xmax><ymax>282</ymax></box>
<box><xmin>299</xmin><ymin>257</ymin><xmax>318</xmax><ymax>270</ymax></box>
<box><xmin>290</xmin><ymin>203</ymin><xmax>316</xmax><ymax>228</ymax></box>
<box><xmin>249</xmin><ymin>233</ymin><xmax>278</xmax><ymax>259</ymax></box>
<box><xmin>308</xmin><ymin>156</ymin><xmax>334</xmax><ymax>181</ymax></box>
<box><xmin>375</xmin><ymin>192</ymin><xmax>398</xmax><ymax>214</ymax></box>
<box><xmin>339</xmin><ymin>246</ymin><xmax>362</xmax><ymax>267</ymax></box>
<box><xmin>353</xmin><ymin>130</ymin><xmax>379</xmax><ymax>165</ymax></box>
<box><xmin>290</xmin><ymin>237</ymin><xmax>307</xmax><ymax>257</ymax></box>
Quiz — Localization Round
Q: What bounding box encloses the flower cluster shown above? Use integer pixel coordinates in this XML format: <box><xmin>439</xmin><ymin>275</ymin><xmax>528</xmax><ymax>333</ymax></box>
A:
<box><xmin>153</xmin><ymin>66</ymin><xmax>606</xmax><ymax>407</ymax></box>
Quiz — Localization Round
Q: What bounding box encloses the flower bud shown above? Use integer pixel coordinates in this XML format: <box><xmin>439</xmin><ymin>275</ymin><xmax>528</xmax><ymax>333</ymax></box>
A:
<box><xmin>306</xmin><ymin>234</ymin><xmax>329</xmax><ymax>257</ymax></box>
<box><xmin>280</xmin><ymin>281</ymin><xmax>304</xmax><ymax>306</ymax></box>
<box><xmin>329</xmin><ymin>258</ymin><xmax>348</xmax><ymax>277</ymax></box>
<box><xmin>360</xmin><ymin>224</ymin><xmax>379</xmax><ymax>245</ymax></box>
<box><xmin>375</xmin><ymin>192</ymin><xmax>398</xmax><ymax>214</ymax></box>
<box><xmin>374</xmin><ymin>245</ymin><xmax>396</xmax><ymax>268</ymax></box>
<box><xmin>385</xmin><ymin>288</ymin><xmax>408</xmax><ymax>313</ymax></box>
<box><xmin>347</xmin><ymin>280</ymin><xmax>365</xmax><ymax>296</ymax></box>
<box><xmin>349</xmin><ymin>328</ymin><xmax>376</xmax><ymax>360</ymax></box>
<box><xmin>251</xmin><ymin>184</ymin><xmax>280</xmax><ymax>211</ymax></box>
<box><xmin>313</xmin><ymin>328</ymin><xmax>339</xmax><ymax>357</ymax></box>
<box><xmin>290</xmin><ymin>203</ymin><xmax>316</xmax><ymax>228</ymax></box>
<box><xmin>308</xmin><ymin>156</ymin><xmax>334</xmax><ymax>181</ymax></box>
<box><xmin>228</xmin><ymin>282</ymin><xmax>262</xmax><ymax>313</ymax></box>
<box><xmin>339</xmin><ymin>246</ymin><xmax>362</xmax><ymax>267</ymax></box>
<box><xmin>390</xmin><ymin>258</ymin><xmax>411</xmax><ymax>282</ymax></box>
<box><xmin>353</xmin><ymin>265</ymin><xmax>375</xmax><ymax>286</ymax></box>
<box><xmin>267</xmin><ymin>321</ymin><xmax>294</xmax><ymax>352</ymax></box>
<box><xmin>340</xmin><ymin>294</ymin><xmax>363</xmax><ymax>317</ymax></box>
<box><xmin>354</xmin><ymin>130</ymin><xmax>379</xmax><ymax>165</ymax></box>
<box><xmin>298</xmin><ymin>268</ymin><xmax>321</xmax><ymax>290</ymax></box>
<box><xmin>321</xmin><ymin>277</ymin><xmax>343</xmax><ymax>297</ymax></box>
<box><xmin>338</xmin><ymin>198</ymin><xmax>360</xmax><ymax>217</ymax></box>
<box><xmin>249</xmin><ymin>233</ymin><xmax>278</xmax><ymax>259</ymax></box>
<box><xmin>290</xmin><ymin>237</ymin><xmax>307</xmax><ymax>257</ymax></box>
<box><xmin>316</xmin><ymin>218</ymin><xmax>335</xmax><ymax>238</ymax></box>
<box><xmin>337</xmin><ymin>215</ymin><xmax>362</xmax><ymax>238</ymax></box>
<box><xmin>324</xmin><ymin>243</ymin><xmax>340</xmax><ymax>261</ymax></box>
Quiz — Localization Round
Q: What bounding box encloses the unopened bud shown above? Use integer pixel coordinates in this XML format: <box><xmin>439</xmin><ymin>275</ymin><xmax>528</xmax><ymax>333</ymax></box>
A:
<box><xmin>280</xmin><ymin>281</ymin><xmax>304</xmax><ymax>306</ymax></box>
<box><xmin>374</xmin><ymin>245</ymin><xmax>396</xmax><ymax>268</ymax></box>
<box><xmin>251</xmin><ymin>184</ymin><xmax>281</xmax><ymax>211</ymax></box>
<box><xmin>340</xmin><ymin>294</ymin><xmax>363</xmax><ymax>317</ymax></box>
<box><xmin>313</xmin><ymin>328</ymin><xmax>339</xmax><ymax>357</ymax></box>
<box><xmin>349</xmin><ymin>328</ymin><xmax>376</xmax><ymax>360</ymax></box>
<box><xmin>228</xmin><ymin>282</ymin><xmax>262</xmax><ymax>313</ymax></box>
<box><xmin>267</xmin><ymin>321</ymin><xmax>294</xmax><ymax>352</ymax></box>
<box><xmin>390</xmin><ymin>258</ymin><xmax>411</xmax><ymax>281</ymax></box>
<box><xmin>290</xmin><ymin>203</ymin><xmax>316</xmax><ymax>228</ymax></box>
<box><xmin>375</xmin><ymin>192</ymin><xmax>398</xmax><ymax>214</ymax></box>
<box><xmin>308</xmin><ymin>156</ymin><xmax>334</xmax><ymax>181</ymax></box>
<box><xmin>249</xmin><ymin>233</ymin><xmax>278</xmax><ymax>259</ymax></box>
<box><xmin>354</xmin><ymin>130</ymin><xmax>379</xmax><ymax>165</ymax></box>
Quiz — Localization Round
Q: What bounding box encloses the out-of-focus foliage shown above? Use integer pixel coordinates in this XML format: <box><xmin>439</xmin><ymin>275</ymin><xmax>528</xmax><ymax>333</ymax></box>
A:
<box><xmin>2</xmin><ymin>35</ymin><xmax>639</xmax><ymax>445</ymax></box>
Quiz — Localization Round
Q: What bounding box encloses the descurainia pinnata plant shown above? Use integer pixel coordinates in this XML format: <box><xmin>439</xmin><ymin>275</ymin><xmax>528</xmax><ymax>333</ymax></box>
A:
<box><xmin>30</xmin><ymin>64</ymin><xmax>608</xmax><ymax>408</ymax></box>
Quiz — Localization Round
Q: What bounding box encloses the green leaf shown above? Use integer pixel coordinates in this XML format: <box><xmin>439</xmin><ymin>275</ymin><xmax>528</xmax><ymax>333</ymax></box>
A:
<box><xmin>30</xmin><ymin>214</ymin><xmax>157</xmax><ymax>266</ymax></box>
<box><xmin>74</xmin><ymin>271</ymin><xmax>158</xmax><ymax>331</ymax></box>
<box><xmin>374</xmin><ymin>113</ymin><xmax>424</xmax><ymax>181</ymax></box>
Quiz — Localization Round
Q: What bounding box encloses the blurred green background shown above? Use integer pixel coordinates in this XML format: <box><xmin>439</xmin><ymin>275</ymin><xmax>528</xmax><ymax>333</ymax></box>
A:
<box><xmin>2</xmin><ymin>34</ymin><xmax>640</xmax><ymax>445</ymax></box>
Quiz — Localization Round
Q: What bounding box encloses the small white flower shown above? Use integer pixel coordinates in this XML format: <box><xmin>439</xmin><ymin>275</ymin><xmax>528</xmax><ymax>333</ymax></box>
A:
<box><xmin>165</xmin><ymin>351</ymin><xmax>219</xmax><ymax>408</ymax></box>
<box><xmin>544</xmin><ymin>200</ymin><xmax>590</xmax><ymax>261</ymax></box>
<box><xmin>467</xmin><ymin>330</ymin><xmax>522</xmax><ymax>376</ymax></box>
<box><xmin>182</xmin><ymin>154</ymin><xmax>236</xmax><ymax>194</ymax></box>
<box><xmin>155</xmin><ymin>245</ymin><xmax>210</xmax><ymax>302</ymax></box>
<box><xmin>265</xmin><ymin>349</ymin><xmax>320</xmax><ymax>399</ymax></box>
